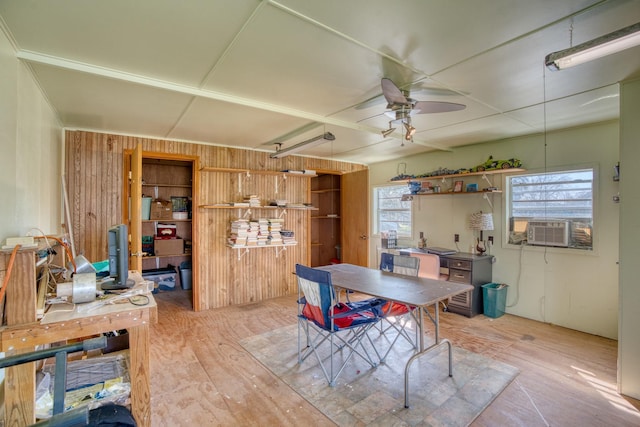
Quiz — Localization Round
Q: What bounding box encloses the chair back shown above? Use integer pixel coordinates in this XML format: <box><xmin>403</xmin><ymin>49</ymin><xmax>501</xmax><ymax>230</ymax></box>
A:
<box><xmin>411</xmin><ymin>252</ymin><xmax>441</xmax><ymax>279</ymax></box>
<box><xmin>296</xmin><ymin>264</ymin><xmax>336</xmax><ymax>329</ymax></box>
<box><xmin>379</xmin><ymin>253</ymin><xmax>420</xmax><ymax>277</ymax></box>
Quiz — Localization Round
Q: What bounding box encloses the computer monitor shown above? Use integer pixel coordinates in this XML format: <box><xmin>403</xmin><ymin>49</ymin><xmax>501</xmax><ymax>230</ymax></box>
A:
<box><xmin>101</xmin><ymin>224</ymin><xmax>134</xmax><ymax>290</ymax></box>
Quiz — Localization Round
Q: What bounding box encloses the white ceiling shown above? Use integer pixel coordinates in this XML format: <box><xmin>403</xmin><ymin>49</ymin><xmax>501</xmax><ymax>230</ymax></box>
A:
<box><xmin>1</xmin><ymin>0</ymin><xmax>639</xmax><ymax>164</ymax></box>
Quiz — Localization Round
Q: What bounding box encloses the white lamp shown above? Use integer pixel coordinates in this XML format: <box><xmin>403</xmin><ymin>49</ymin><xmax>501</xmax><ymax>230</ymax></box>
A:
<box><xmin>470</xmin><ymin>211</ymin><xmax>494</xmax><ymax>254</ymax></box>
<box><xmin>546</xmin><ymin>22</ymin><xmax>640</xmax><ymax>71</ymax></box>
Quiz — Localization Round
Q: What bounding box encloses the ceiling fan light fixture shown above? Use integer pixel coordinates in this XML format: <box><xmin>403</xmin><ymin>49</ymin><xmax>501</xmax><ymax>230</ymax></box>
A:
<box><xmin>381</xmin><ymin>127</ymin><xmax>395</xmax><ymax>138</ymax></box>
<box><xmin>545</xmin><ymin>22</ymin><xmax>640</xmax><ymax>70</ymax></box>
<box><xmin>404</xmin><ymin>122</ymin><xmax>416</xmax><ymax>140</ymax></box>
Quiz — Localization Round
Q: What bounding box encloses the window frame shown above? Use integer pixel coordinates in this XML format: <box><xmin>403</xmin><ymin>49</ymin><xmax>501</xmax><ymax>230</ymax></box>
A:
<box><xmin>504</xmin><ymin>164</ymin><xmax>598</xmax><ymax>251</ymax></box>
<box><xmin>373</xmin><ymin>184</ymin><xmax>413</xmax><ymax>238</ymax></box>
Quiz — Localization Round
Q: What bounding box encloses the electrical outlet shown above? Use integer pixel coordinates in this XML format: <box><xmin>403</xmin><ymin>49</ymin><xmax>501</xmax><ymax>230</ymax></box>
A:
<box><xmin>488</xmin><ymin>236</ymin><xmax>494</xmax><ymax>244</ymax></box>
<box><xmin>454</xmin><ymin>234</ymin><xmax>459</xmax><ymax>243</ymax></box>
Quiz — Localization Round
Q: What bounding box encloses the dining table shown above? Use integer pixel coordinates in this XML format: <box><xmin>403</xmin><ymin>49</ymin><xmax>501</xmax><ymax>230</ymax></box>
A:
<box><xmin>316</xmin><ymin>263</ymin><xmax>473</xmax><ymax>408</ymax></box>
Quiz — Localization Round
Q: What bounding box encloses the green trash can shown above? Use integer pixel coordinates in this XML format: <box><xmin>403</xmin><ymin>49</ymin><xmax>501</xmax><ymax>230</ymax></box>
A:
<box><xmin>482</xmin><ymin>283</ymin><xmax>508</xmax><ymax>318</ymax></box>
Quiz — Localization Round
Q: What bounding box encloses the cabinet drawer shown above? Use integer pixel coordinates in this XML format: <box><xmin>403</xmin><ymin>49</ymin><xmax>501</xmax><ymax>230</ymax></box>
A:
<box><xmin>449</xmin><ymin>259</ymin><xmax>471</xmax><ymax>270</ymax></box>
<box><xmin>448</xmin><ymin>268</ymin><xmax>471</xmax><ymax>284</ymax></box>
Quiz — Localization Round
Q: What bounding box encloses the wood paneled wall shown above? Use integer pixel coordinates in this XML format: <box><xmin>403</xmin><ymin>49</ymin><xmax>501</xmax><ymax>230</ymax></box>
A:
<box><xmin>64</xmin><ymin>131</ymin><xmax>366</xmax><ymax>311</ymax></box>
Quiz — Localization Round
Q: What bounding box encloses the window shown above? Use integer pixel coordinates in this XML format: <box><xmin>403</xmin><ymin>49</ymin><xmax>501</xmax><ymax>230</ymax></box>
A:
<box><xmin>374</xmin><ymin>185</ymin><xmax>412</xmax><ymax>238</ymax></box>
<box><xmin>507</xmin><ymin>168</ymin><xmax>594</xmax><ymax>249</ymax></box>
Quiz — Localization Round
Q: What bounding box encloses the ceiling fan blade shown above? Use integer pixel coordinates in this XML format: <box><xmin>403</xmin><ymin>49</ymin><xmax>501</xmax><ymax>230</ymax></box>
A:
<box><xmin>412</xmin><ymin>101</ymin><xmax>466</xmax><ymax>114</ymax></box>
<box><xmin>381</xmin><ymin>78</ymin><xmax>409</xmax><ymax>106</ymax></box>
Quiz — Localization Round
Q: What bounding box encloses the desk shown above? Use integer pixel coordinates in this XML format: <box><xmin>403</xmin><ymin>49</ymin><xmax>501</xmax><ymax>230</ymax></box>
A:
<box><xmin>0</xmin><ymin>272</ymin><xmax>157</xmax><ymax>427</ymax></box>
<box><xmin>316</xmin><ymin>263</ymin><xmax>472</xmax><ymax>408</ymax></box>
<box><xmin>399</xmin><ymin>249</ymin><xmax>494</xmax><ymax>317</ymax></box>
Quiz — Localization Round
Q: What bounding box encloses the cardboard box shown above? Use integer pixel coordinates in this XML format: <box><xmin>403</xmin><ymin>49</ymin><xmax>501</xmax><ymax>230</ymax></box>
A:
<box><xmin>154</xmin><ymin>238</ymin><xmax>183</xmax><ymax>256</ymax></box>
<box><xmin>150</xmin><ymin>199</ymin><xmax>172</xmax><ymax>220</ymax></box>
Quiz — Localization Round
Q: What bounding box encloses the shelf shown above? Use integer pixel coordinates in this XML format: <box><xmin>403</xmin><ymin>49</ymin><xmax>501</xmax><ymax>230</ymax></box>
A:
<box><xmin>142</xmin><ymin>254</ymin><xmax>190</xmax><ymax>259</ymax></box>
<box><xmin>199</xmin><ymin>205</ymin><xmax>316</xmax><ymax>210</ymax></box>
<box><xmin>143</xmin><ymin>219</ymin><xmax>191</xmax><ymax>223</ymax></box>
<box><xmin>403</xmin><ymin>190</ymin><xmax>502</xmax><ymax>198</ymax></box>
<box><xmin>311</xmin><ymin>215</ymin><xmax>341</xmax><ymax>219</ymax></box>
<box><xmin>311</xmin><ymin>188</ymin><xmax>340</xmax><ymax>194</ymax></box>
<box><xmin>227</xmin><ymin>243</ymin><xmax>297</xmax><ymax>259</ymax></box>
<box><xmin>142</xmin><ymin>183</ymin><xmax>192</xmax><ymax>188</ymax></box>
<box><xmin>391</xmin><ymin>168</ymin><xmax>525</xmax><ymax>183</ymax></box>
<box><xmin>200</xmin><ymin>166</ymin><xmax>316</xmax><ymax>177</ymax></box>
<box><xmin>227</xmin><ymin>243</ymin><xmax>297</xmax><ymax>249</ymax></box>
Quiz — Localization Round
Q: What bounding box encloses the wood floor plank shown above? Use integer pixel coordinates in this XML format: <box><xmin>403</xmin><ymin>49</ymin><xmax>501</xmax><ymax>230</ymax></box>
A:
<box><xmin>149</xmin><ymin>290</ymin><xmax>640</xmax><ymax>426</ymax></box>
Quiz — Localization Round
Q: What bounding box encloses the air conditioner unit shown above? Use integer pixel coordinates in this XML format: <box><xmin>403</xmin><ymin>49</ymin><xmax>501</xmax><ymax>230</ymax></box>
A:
<box><xmin>527</xmin><ymin>220</ymin><xmax>570</xmax><ymax>247</ymax></box>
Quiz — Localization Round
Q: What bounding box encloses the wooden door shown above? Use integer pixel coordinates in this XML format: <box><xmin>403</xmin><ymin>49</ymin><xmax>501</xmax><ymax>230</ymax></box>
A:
<box><xmin>130</xmin><ymin>143</ymin><xmax>143</xmax><ymax>272</ymax></box>
<box><xmin>341</xmin><ymin>169</ymin><xmax>369</xmax><ymax>266</ymax></box>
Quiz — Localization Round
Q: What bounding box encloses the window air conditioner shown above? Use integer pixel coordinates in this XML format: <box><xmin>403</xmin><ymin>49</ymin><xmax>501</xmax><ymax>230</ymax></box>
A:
<box><xmin>527</xmin><ymin>220</ymin><xmax>570</xmax><ymax>247</ymax></box>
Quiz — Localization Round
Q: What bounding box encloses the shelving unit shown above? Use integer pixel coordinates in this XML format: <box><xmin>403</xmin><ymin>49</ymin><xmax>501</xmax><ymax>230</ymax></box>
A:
<box><xmin>311</xmin><ymin>174</ymin><xmax>341</xmax><ymax>266</ymax></box>
<box><xmin>141</xmin><ymin>159</ymin><xmax>192</xmax><ymax>274</ymax></box>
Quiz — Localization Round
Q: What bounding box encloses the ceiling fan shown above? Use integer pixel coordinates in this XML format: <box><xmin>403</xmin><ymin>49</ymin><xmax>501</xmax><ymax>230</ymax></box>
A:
<box><xmin>380</xmin><ymin>78</ymin><xmax>466</xmax><ymax>142</ymax></box>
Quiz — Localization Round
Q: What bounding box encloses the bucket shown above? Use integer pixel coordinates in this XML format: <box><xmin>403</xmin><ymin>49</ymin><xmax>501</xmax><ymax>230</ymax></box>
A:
<box><xmin>142</xmin><ymin>197</ymin><xmax>152</xmax><ymax>220</ymax></box>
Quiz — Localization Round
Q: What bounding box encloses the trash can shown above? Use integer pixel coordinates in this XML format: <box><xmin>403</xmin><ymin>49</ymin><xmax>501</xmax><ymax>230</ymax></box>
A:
<box><xmin>482</xmin><ymin>283</ymin><xmax>508</xmax><ymax>318</ymax></box>
<box><xmin>179</xmin><ymin>261</ymin><xmax>192</xmax><ymax>290</ymax></box>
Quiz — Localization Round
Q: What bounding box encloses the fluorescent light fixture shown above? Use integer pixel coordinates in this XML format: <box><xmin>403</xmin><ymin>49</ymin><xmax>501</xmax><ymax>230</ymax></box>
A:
<box><xmin>270</xmin><ymin>132</ymin><xmax>335</xmax><ymax>158</ymax></box>
<box><xmin>546</xmin><ymin>22</ymin><xmax>640</xmax><ymax>70</ymax></box>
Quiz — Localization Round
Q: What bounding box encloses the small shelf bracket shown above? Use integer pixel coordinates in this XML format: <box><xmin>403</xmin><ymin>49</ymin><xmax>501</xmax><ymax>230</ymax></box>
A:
<box><xmin>241</xmin><ymin>209</ymin><xmax>251</xmax><ymax>218</ymax></box>
<box><xmin>481</xmin><ymin>173</ymin><xmax>492</xmax><ymax>187</ymax></box>
<box><xmin>278</xmin><ymin>208</ymin><xmax>287</xmax><ymax>219</ymax></box>
<box><xmin>274</xmin><ymin>246</ymin><xmax>287</xmax><ymax>258</ymax></box>
<box><xmin>275</xmin><ymin>173</ymin><xmax>287</xmax><ymax>195</ymax></box>
<box><xmin>482</xmin><ymin>193</ymin><xmax>494</xmax><ymax>210</ymax></box>
<box><xmin>236</xmin><ymin>248</ymin><xmax>249</xmax><ymax>260</ymax></box>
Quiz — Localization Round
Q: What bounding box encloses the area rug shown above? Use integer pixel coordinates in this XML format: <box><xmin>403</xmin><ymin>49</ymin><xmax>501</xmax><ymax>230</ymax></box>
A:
<box><xmin>240</xmin><ymin>324</ymin><xmax>519</xmax><ymax>426</ymax></box>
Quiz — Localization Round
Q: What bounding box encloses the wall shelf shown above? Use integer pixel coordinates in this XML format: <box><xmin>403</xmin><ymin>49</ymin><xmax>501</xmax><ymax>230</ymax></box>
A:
<box><xmin>390</xmin><ymin>168</ymin><xmax>525</xmax><ymax>183</ymax></box>
<box><xmin>143</xmin><ymin>219</ymin><xmax>191</xmax><ymax>223</ymax></box>
<box><xmin>199</xmin><ymin>205</ymin><xmax>316</xmax><ymax>210</ymax></box>
<box><xmin>227</xmin><ymin>243</ymin><xmax>297</xmax><ymax>260</ymax></box>
<box><xmin>402</xmin><ymin>190</ymin><xmax>502</xmax><ymax>199</ymax></box>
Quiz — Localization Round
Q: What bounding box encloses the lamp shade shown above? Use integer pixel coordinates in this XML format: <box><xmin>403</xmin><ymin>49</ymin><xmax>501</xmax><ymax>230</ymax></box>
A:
<box><xmin>470</xmin><ymin>212</ymin><xmax>494</xmax><ymax>231</ymax></box>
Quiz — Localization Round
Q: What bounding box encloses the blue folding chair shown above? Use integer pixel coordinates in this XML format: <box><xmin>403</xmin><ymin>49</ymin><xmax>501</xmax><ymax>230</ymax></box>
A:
<box><xmin>296</xmin><ymin>264</ymin><xmax>381</xmax><ymax>386</ymax></box>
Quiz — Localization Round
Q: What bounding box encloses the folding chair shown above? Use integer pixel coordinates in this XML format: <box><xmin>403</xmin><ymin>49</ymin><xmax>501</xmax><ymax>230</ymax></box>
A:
<box><xmin>296</xmin><ymin>264</ymin><xmax>381</xmax><ymax>386</ymax></box>
<box><xmin>411</xmin><ymin>251</ymin><xmax>449</xmax><ymax>311</ymax></box>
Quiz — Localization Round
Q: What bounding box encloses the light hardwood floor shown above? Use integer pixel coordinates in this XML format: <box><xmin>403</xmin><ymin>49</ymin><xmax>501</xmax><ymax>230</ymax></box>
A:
<box><xmin>150</xmin><ymin>289</ymin><xmax>640</xmax><ymax>426</ymax></box>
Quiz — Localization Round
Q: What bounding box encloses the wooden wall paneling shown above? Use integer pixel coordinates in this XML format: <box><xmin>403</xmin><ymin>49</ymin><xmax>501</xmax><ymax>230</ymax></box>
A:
<box><xmin>65</xmin><ymin>130</ymin><xmax>366</xmax><ymax>311</ymax></box>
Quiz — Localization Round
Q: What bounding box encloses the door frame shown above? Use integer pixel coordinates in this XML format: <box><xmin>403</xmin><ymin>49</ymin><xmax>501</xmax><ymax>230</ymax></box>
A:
<box><xmin>123</xmin><ymin>149</ymin><xmax>200</xmax><ymax>311</ymax></box>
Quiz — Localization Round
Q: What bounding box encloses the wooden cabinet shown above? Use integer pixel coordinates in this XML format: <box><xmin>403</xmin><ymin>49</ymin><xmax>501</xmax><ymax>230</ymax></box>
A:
<box><xmin>311</xmin><ymin>174</ymin><xmax>341</xmax><ymax>266</ymax></box>
<box><xmin>440</xmin><ymin>253</ymin><xmax>493</xmax><ymax>317</ymax></box>
<box><xmin>141</xmin><ymin>159</ymin><xmax>192</xmax><ymax>274</ymax></box>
